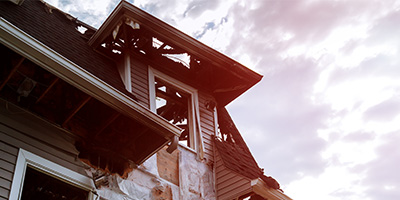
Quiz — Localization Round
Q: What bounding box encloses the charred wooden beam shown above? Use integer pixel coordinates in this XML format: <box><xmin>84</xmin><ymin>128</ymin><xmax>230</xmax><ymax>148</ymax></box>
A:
<box><xmin>0</xmin><ymin>57</ymin><xmax>25</xmax><ymax>91</ymax></box>
<box><xmin>62</xmin><ymin>95</ymin><xmax>92</xmax><ymax>127</ymax></box>
<box><xmin>155</xmin><ymin>89</ymin><xmax>186</xmax><ymax>107</ymax></box>
<box><xmin>157</xmin><ymin>48</ymin><xmax>186</xmax><ymax>55</ymax></box>
<box><xmin>36</xmin><ymin>77</ymin><xmax>59</xmax><ymax>104</ymax></box>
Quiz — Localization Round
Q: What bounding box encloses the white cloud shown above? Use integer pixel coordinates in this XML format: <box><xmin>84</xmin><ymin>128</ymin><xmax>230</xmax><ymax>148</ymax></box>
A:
<box><xmin>285</xmin><ymin>166</ymin><xmax>369</xmax><ymax>200</ymax></box>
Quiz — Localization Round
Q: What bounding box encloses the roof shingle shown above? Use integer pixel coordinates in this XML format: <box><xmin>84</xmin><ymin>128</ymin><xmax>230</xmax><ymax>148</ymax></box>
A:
<box><xmin>0</xmin><ymin>0</ymin><xmax>133</xmax><ymax>98</ymax></box>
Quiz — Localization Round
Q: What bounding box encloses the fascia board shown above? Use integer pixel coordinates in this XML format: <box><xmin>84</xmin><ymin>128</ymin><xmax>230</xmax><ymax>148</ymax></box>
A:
<box><xmin>0</xmin><ymin>17</ymin><xmax>182</xmax><ymax>140</ymax></box>
<box><xmin>251</xmin><ymin>178</ymin><xmax>293</xmax><ymax>200</ymax></box>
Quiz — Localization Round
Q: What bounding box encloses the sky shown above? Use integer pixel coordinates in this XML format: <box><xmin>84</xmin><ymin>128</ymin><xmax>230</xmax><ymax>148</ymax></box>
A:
<box><xmin>46</xmin><ymin>0</ymin><xmax>400</xmax><ymax>199</ymax></box>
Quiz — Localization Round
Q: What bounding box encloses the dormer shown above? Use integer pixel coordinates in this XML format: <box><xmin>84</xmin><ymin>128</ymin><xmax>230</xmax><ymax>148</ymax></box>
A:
<box><xmin>89</xmin><ymin>1</ymin><xmax>261</xmax><ymax>106</ymax></box>
<box><xmin>88</xmin><ymin>1</ymin><xmax>262</xmax><ymax>157</ymax></box>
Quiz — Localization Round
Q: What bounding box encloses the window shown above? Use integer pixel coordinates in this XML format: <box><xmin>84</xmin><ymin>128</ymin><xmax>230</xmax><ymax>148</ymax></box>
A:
<box><xmin>9</xmin><ymin>149</ymin><xmax>96</xmax><ymax>200</ymax></box>
<box><xmin>149</xmin><ymin>67</ymin><xmax>202</xmax><ymax>152</ymax></box>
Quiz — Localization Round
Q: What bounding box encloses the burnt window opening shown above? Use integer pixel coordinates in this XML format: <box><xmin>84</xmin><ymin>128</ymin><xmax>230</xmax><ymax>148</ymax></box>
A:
<box><xmin>76</xmin><ymin>25</ymin><xmax>88</xmax><ymax>34</ymax></box>
<box><xmin>21</xmin><ymin>166</ymin><xmax>89</xmax><ymax>200</ymax></box>
<box><xmin>151</xmin><ymin>37</ymin><xmax>191</xmax><ymax>69</ymax></box>
<box><xmin>154</xmin><ymin>77</ymin><xmax>193</xmax><ymax>148</ymax></box>
<box><xmin>162</xmin><ymin>53</ymin><xmax>191</xmax><ymax>69</ymax></box>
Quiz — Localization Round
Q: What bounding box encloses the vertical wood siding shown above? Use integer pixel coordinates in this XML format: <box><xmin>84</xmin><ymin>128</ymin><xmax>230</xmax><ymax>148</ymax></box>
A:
<box><xmin>131</xmin><ymin>57</ymin><xmax>150</xmax><ymax>108</ymax></box>
<box><xmin>215</xmin><ymin>150</ymin><xmax>251</xmax><ymax>200</ymax></box>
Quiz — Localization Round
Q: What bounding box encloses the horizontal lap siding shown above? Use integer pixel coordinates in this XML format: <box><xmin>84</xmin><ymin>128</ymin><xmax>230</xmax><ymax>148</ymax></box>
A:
<box><xmin>215</xmin><ymin>150</ymin><xmax>250</xmax><ymax>200</ymax></box>
<box><xmin>0</xmin><ymin>125</ymin><xmax>85</xmax><ymax>174</ymax></box>
<box><xmin>131</xmin><ymin>57</ymin><xmax>150</xmax><ymax>108</ymax></box>
<box><xmin>0</xmin><ymin>142</ymin><xmax>17</xmax><ymax>199</ymax></box>
<box><xmin>198</xmin><ymin>93</ymin><xmax>215</xmax><ymax>162</ymax></box>
<box><xmin>0</xmin><ymin>101</ymin><xmax>89</xmax><ymax>199</ymax></box>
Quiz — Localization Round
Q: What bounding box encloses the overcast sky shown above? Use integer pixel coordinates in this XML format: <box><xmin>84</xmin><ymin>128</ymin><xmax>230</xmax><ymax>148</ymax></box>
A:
<box><xmin>46</xmin><ymin>0</ymin><xmax>400</xmax><ymax>199</ymax></box>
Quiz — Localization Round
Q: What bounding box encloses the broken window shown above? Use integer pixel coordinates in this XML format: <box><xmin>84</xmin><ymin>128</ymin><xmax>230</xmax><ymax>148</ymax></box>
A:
<box><xmin>149</xmin><ymin>68</ymin><xmax>199</xmax><ymax>150</ymax></box>
<box><xmin>21</xmin><ymin>167</ymin><xmax>89</xmax><ymax>200</ymax></box>
<box><xmin>155</xmin><ymin>77</ymin><xmax>191</xmax><ymax>147</ymax></box>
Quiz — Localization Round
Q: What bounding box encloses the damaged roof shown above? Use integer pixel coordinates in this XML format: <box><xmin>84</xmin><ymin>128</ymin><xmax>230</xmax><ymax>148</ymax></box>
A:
<box><xmin>216</xmin><ymin>107</ymin><xmax>280</xmax><ymax>190</ymax></box>
<box><xmin>0</xmin><ymin>0</ymin><xmax>131</xmax><ymax>94</ymax></box>
<box><xmin>0</xmin><ymin>0</ymin><xmax>182</xmax><ymax>176</ymax></box>
<box><xmin>0</xmin><ymin>0</ymin><xmax>271</xmax><ymax>183</ymax></box>
<box><xmin>0</xmin><ymin>0</ymin><xmax>262</xmax><ymax>107</ymax></box>
<box><xmin>88</xmin><ymin>0</ymin><xmax>263</xmax><ymax>106</ymax></box>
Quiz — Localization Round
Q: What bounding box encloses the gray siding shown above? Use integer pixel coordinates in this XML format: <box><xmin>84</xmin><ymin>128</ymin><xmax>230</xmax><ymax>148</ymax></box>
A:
<box><xmin>131</xmin><ymin>56</ymin><xmax>150</xmax><ymax>108</ymax></box>
<box><xmin>0</xmin><ymin>141</ymin><xmax>16</xmax><ymax>199</ymax></box>
<box><xmin>198</xmin><ymin>92</ymin><xmax>216</xmax><ymax>162</ymax></box>
<box><xmin>215</xmin><ymin>149</ymin><xmax>251</xmax><ymax>200</ymax></box>
<box><xmin>0</xmin><ymin>100</ymin><xmax>88</xmax><ymax>199</ymax></box>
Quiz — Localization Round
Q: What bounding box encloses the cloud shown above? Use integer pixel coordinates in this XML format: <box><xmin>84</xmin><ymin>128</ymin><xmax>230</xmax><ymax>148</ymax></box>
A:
<box><xmin>45</xmin><ymin>0</ymin><xmax>118</xmax><ymax>27</ymax></box>
<box><xmin>342</xmin><ymin>131</ymin><xmax>375</xmax><ymax>143</ymax></box>
<box><xmin>223</xmin><ymin>1</ymin><xmax>400</xmax><ymax>199</ymax></box>
<box><xmin>227</xmin><ymin>55</ymin><xmax>331</xmax><ymax>184</ymax></box>
<box><xmin>358</xmin><ymin>132</ymin><xmax>400</xmax><ymax>200</ymax></box>
<box><xmin>183</xmin><ymin>0</ymin><xmax>221</xmax><ymax>18</ymax></box>
<box><xmin>364</xmin><ymin>96</ymin><xmax>400</xmax><ymax>122</ymax></box>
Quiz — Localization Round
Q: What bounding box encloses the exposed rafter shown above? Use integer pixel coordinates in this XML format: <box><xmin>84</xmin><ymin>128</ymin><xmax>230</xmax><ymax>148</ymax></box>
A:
<box><xmin>0</xmin><ymin>56</ymin><xmax>24</xmax><ymax>91</ymax></box>
<box><xmin>95</xmin><ymin>112</ymin><xmax>121</xmax><ymax>138</ymax></box>
<box><xmin>35</xmin><ymin>77</ymin><xmax>59</xmax><ymax>104</ymax></box>
<box><xmin>62</xmin><ymin>95</ymin><xmax>92</xmax><ymax>127</ymax></box>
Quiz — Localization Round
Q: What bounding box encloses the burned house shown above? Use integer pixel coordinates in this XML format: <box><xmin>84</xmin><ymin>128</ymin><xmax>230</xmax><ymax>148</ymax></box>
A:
<box><xmin>0</xmin><ymin>0</ymin><xmax>292</xmax><ymax>199</ymax></box>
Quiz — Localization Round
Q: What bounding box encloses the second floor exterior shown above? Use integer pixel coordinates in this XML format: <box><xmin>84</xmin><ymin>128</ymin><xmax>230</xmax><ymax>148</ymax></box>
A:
<box><xmin>0</xmin><ymin>0</ymin><xmax>292</xmax><ymax>199</ymax></box>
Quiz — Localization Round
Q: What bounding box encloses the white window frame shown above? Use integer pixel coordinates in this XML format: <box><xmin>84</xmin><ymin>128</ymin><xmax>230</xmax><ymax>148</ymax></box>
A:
<box><xmin>148</xmin><ymin>67</ymin><xmax>200</xmax><ymax>151</ymax></box>
<box><xmin>9</xmin><ymin>149</ymin><xmax>96</xmax><ymax>200</ymax></box>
